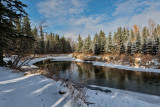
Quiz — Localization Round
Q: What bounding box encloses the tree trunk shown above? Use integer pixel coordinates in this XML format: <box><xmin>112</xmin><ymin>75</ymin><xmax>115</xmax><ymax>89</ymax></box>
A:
<box><xmin>0</xmin><ymin>44</ymin><xmax>4</xmax><ymax>66</ymax></box>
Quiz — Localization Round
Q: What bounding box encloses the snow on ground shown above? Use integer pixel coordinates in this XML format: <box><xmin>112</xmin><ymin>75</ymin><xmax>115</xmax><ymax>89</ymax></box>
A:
<box><xmin>0</xmin><ymin>67</ymin><xmax>160</xmax><ymax>107</ymax></box>
<box><xmin>92</xmin><ymin>62</ymin><xmax>160</xmax><ymax>73</ymax></box>
<box><xmin>0</xmin><ymin>67</ymin><xmax>86</xmax><ymax>107</ymax></box>
<box><xmin>1</xmin><ymin>54</ymin><xmax>160</xmax><ymax>107</ymax></box>
<box><xmin>3</xmin><ymin>54</ymin><xmax>160</xmax><ymax>73</ymax></box>
<box><xmin>86</xmin><ymin>85</ymin><xmax>160</xmax><ymax>107</ymax></box>
<box><xmin>48</xmin><ymin>55</ymin><xmax>160</xmax><ymax>73</ymax></box>
<box><xmin>64</xmin><ymin>55</ymin><xmax>160</xmax><ymax>73</ymax></box>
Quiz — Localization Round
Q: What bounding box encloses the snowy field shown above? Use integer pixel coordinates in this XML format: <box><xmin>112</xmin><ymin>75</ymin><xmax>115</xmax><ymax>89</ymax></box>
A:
<box><xmin>1</xmin><ymin>55</ymin><xmax>160</xmax><ymax>107</ymax></box>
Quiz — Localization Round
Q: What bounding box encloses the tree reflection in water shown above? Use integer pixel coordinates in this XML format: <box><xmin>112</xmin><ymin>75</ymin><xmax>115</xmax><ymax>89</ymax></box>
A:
<box><xmin>34</xmin><ymin>60</ymin><xmax>160</xmax><ymax>96</ymax></box>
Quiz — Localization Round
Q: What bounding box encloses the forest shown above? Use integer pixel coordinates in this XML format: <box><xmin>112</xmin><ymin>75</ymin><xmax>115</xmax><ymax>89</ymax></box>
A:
<box><xmin>76</xmin><ymin>23</ymin><xmax>160</xmax><ymax>55</ymax></box>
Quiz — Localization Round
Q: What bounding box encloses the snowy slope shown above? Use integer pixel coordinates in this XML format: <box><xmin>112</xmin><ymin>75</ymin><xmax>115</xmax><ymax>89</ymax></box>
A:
<box><xmin>0</xmin><ymin>67</ymin><xmax>84</xmax><ymax>107</ymax></box>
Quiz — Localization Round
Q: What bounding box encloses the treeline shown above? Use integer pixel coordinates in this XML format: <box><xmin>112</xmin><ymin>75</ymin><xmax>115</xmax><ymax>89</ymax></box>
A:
<box><xmin>0</xmin><ymin>0</ymin><xmax>72</xmax><ymax>66</ymax></box>
<box><xmin>5</xmin><ymin>15</ymin><xmax>73</xmax><ymax>55</ymax></box>
<box><xmin>76</xmin><ymin>22</ymin><xmax>160</xmax><ymax>55</ymax></box>
<box><xmin>33</xmin><ymin>26</ymin><xmax>72</xmax><ymax>54</ymax></box>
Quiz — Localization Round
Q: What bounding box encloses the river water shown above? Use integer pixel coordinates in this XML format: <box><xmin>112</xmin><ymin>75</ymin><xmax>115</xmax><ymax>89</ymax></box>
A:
<box><xmin>34</xmin><ymin>60</ymin><xmax>160</xmax><ymax>96</ymax></box>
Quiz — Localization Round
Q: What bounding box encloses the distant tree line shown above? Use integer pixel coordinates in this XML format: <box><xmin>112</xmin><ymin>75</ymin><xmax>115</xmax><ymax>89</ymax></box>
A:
<box><xmin>76</xmin><ymin>21</ymin><xmax>160</xmax><ymax>55</ymax></box>
<box><xmin>5</xmin><ymin>15</ymin><xmax>73</xmax><ymax>55</ymax></box>
<box><xmin>0</xmin><ymin>0</ymin><xmax>72</xmax><ymax>66</ymax></box>
<box><xmin>32</xmin><ymin>26</ymin><xmax>73</xmax><ymax>54</ymax></box>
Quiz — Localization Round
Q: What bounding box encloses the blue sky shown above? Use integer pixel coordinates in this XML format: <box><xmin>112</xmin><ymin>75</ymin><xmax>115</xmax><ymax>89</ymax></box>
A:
<box><xmin>22</xmin><ymin>0</ymin><xmax>160</xmax><ymax>39</ymax></box>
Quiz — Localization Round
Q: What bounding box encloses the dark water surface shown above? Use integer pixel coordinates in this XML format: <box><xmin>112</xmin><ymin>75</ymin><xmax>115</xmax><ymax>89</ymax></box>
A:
<box><xmin>34</xmin><ymin>60</ymin><xmax>160</xmax><ymax>96</ymax></box>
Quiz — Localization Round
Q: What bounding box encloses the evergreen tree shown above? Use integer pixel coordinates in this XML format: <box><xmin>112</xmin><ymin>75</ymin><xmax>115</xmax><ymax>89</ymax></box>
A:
<box><xmin>142</xmin><ymin>27</ymin><xmax>147</xmax><ymax>40</ymax></box>
<box><xmin>120</xmin><ymin>43</ymin><xmax>125</xmax><ymax>54</ymax></box>
<box><xmin>147</xmin><ymin>40</ymin><xmax>153</xmax><ymax>54</ymax></box>
<box><xmin>117</xmin><ymin>27</ymin><xmax>123</xmax><ymax>45</ymax></box>
<box><xmin>0</xmin><ymin>0</ymin><xmax>27</xmax><ymax>66</ymax></box>
<box><xmin>142</xmin><ymin>39</ymin><xmax>147</xmax><ymax>54</ymax></box>
<box><xmin>50</xmin><ymin>33</ymin><xmax>55</xmax><ymax>53</ymax></box>
<box><xmin>107</xmin><ymin>32</ymin><xmax>112</xmax><ymax>53</ymax></box>
<box><xmin>15</xmin><ymin>18</ymin><xmax>21</xmax><ymax>31</ymax></box>
<box><xmin>93</xmin><ymin>33</ymin><xmax>101</xmax><ymax>54</ymax></box>
<box><xmin>99</xmin><ymin>30</ymin><xmax>106</xmax><ymax>53</ymax></box>
<box><xmin>135</xmin><ymin>31</ymin><xmax>141</xmax><ymax>53</ymax></box>
<box><xmin>76</xmin><ymin>34</ymin><xmax>83</xmax><ymax>53</ymax></box>
<box><xmin>127</xmin><ymin>41</ymin><xmax>132</xmax><ymax>54</ymax></box>
<box><xmin>32</xmin><ymin>26</ymin><xmax>38</xmax><ymax>39</ymax></box>
<box><xmin>152</xmin><ymin>37</ymin><xmax>159</xmax><ymax>55</ymax></box>
<box><xmin>83</xmin><ymin>35</ymin><xmax>92</xmax><ymax>53</ymax></box>
<box><xmin>126</xmin><ymin>28</ymin><xmax>130</xmax><ymax>41</ymax></box>
<box><xmin>22</xmin><ymin>16</ymin><xmax>32</xmax><ymax>37</ymax></box>
<box><xmin>40</xmin><ymin>25</ymin><xmax>45</xmax><ymax>54</ymax></box>
<box><xmin>131</xmin><ymin>43</ymin><xmax>135</xmax><ymax>55</ymax></box>
<box><xmin>46</xmin><ymin>39</ymin><xmax>50</xmax><ymax>53</ymax></box>
<box><xmin>32</xmin><ymin>26</ymin><xmax>40</xmax><ymax>53</ymax></box>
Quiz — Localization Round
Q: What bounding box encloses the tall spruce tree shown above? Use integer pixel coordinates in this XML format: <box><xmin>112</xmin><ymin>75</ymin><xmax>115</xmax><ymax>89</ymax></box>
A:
<box><xmin>107</xmin><ymin>32</ymin><xmax>112</xmax><ymax>53</ymax></box>
<box><xmin>83</xmin><ymin>35</ymin><xmax>92</xmax><ymax>53</ymax></box>
<box><xmin>40</xmin><ymin>25</ymin><xmax>45</xmax><ymax>54</ymax></box>
<box><xmin>99</xmin><ymin>30</ymin><xmax>106</xmax><ymax>53</ymax></box>
<box><xmin>127</xmin><ymin>41</ymin><xmax>132</xmax><ymax>54</ymax></box>
<box><xmin>135</xmin><ymin>31</ymin><xmax>141</xmax><ymax>53</ymax></box>
<box><xmin>76</xmin><ymin>34</ymin><xmax>83</xmax><ymax>53</ymax></box>
<box><xmin>0</xmin><ymin>0</ymin><xmax>27</xmax><ymax>66</ymax></box>
<box><xmin>142</xmin><ymin>39</ymin><xmax>147</xmax><ymax>54</ymax></box>
<box><xmin>93</xmin><ymin>33</ymin><xmax>101</xmax><ymax>54</ymax></box>
<box><xmin>46</xmin><ymin>35</ymin><xmax>50</xmax><ymax>54</ymax></box>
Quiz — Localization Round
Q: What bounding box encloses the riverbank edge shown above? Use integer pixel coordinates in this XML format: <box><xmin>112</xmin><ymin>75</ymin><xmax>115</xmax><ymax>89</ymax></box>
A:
<box><xmin>72</xmin><ymin>53</ymin><xmax>160</xmax><ymax>73</ymax></box>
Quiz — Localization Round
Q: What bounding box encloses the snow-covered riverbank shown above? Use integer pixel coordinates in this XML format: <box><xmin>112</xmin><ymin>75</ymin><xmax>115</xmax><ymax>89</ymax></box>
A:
<box><xmin>4</xmin><ymin>54</ymin><xmax>160</xmax><ymax>73</ymax></box>
<box><xmin>0</xmin><ymin>67</ymin><xmax>160</xmax><ymax>107</ymax></box>
<box><xmin>1</xmin><ymin>54</ymin><xmax>160</xmax><ymax>107</ymax></box>
<box><xmin>22</xmin><ymin>54</ymin><xmax>160</xmax><ymax>73</ymax></box>
<box><xmin>0</xmin><ymin>67</ymin><xmax>83</xmax><ymax>107</ymax></box>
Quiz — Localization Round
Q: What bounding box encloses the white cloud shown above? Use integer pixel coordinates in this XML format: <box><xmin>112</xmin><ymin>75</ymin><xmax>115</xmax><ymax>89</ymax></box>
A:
<box><xmin>36</xmin><ymin>0</ymin><xmax>160</xmax><ymax>40</ymax></box>
<box><xmin>113</xmin><ymin>0</ymin><xmax>139</xmax><ymax>16</ymax></box>
<box><xmin>37</xmin><ymin>0</ymin><xmax>88</xmax><ymax>17</ymax></box>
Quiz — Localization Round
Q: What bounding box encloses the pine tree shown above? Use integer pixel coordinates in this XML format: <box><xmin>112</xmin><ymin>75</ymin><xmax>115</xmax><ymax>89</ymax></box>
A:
<box><xmin>152</xmin><ymin>37</ymin><xmax>159</xmax><ymax>55</ymax></box>
<box><xmin>0</xmin><ymin>0</ymin><xmax>27</xmax><ymax>66</ymax></box>
<box><xmin>99</xmin><ymin>30</ymin><xmax>106</xmax><ymax>53</ymax></box>
<box><xmin>83</xmin><ymin>35</ymin><xmax>92</xmax><ymax>53</ymax></box>
<box><xmin>120</xmin><ymin>43</ymin><xmax>125</xmax><ymax>54</ymax></box>
<box><xmin>142</xmin><ymin>39</ymin><xmax>147</xmax><ymax>54</ymax></box>
<box><xmin>76</xmin><ymin>34</ymin><xmax>83</xmax><ymax>53</ymax></box>
<box><xmin>54</xmin><ymin>34</ymin><xmax>60</xmax><ymax>53</ymax></box>
<box><xmin>117</xmin><ymin>27</ymin><xmax>126</xmax><ymax>53</ymax></box>
<box><xmin>15</xmin><ymin>18</ymin><xmax>21</xmax><ymax>31</ymax></box>
<box><xmin>46</xmin><ymin>39</ymin><xmax>50</xmax><ymax>53</ymax></box>
<box><xmin>40</xmin><ymin>25</ymin><xmax>45</xmax><ymax>54</ymax></box>
<box><xmin>22</xmin><ymin>16</ymin><xmax>32</xmax><ymax>37</ymax></box>
<box><xmin>131</xmin><ymin>43</ymin><xmax>135</xmax><ymax>55</ymax></box>
<box><xmin>93</xmin><ymin>33</ymin><xmax>101</xmax><ymax>54</ymax></box>
<box><xmin>32</xmin><ymin>26</ymin><xmax>38</xmax><ymax>39</ymax></box>
<box><xmin>135</xmin><ymin>31</ymin><xmax>141</xmax><ymax>53</ymax></box>
<box><xmin>127</xmin><ymin>41</ymin><xmax>132</xmax><ymax>54</ymax></box>
<box><xmin>50</xmin><ymin>33</ymin><xmax>55</xmax><ymax>53</ymax></box>
<box><xmin>147</xmin><ymin>40</ymin><xmax>153</xmax><ymax>54</ymax></box>
<box><xmin>107</xmin><ymin>32</ymin><xmax>112</xmax><ymax>53</ymax></box>
<box><xmin>32</xmin><ymin>26</ymin><xmax>40</xmax><ymax>53</ymax></box>
<box><xmin>142</xmin><ymin>27</ymin><xmax>147</xmax><ymax>40</ymax></box>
